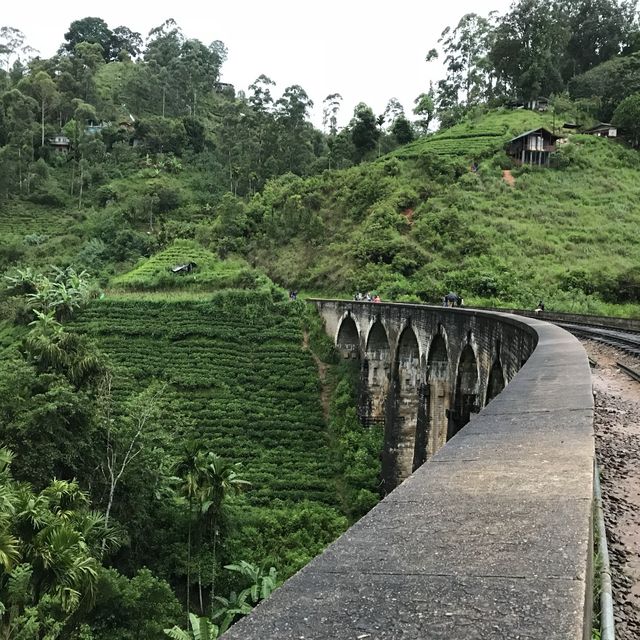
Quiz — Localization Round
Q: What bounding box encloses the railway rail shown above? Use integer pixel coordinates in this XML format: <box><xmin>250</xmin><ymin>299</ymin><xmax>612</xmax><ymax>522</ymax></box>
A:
<box><xmin>617</xmin><ymin>361</ymin><xmax>640</xmax><ymax>383</ymax></box>
<box><xmin>553</xmin><ymin>322</ymin><xmax>640</xmax><ymax>359</ymax></box>
<box><xmin>477</xmin><ymin>307</ymin><xmax>640</xmax><ymax>360</ymax></box>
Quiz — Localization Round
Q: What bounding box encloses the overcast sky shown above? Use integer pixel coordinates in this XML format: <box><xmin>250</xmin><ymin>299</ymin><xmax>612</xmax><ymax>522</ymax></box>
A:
<box><xmin>4</xmin><ymin>0</ymin><xmax>513</xmax><ymax>127</ymax></box>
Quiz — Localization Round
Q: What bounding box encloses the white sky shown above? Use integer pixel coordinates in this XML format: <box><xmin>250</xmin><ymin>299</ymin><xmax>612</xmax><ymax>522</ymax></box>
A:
<box><xmin>4</xmin><ymin>0</ymin><xmax>513</xmax><ymax>128</ymax></box>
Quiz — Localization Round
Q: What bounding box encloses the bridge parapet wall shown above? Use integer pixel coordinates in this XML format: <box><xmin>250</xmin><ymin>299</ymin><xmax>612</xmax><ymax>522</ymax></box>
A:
<box><xmin>222</xmin><ymin>302</ymin><xmax>594</xmax><ymax>640</ymax></box>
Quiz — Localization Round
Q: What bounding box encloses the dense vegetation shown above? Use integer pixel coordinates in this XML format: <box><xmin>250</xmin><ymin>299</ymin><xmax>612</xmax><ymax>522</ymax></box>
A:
<box><xmin>1</xmin><ymin>0</ymin><xmax>640</xmax><ymax>637</ymax></box>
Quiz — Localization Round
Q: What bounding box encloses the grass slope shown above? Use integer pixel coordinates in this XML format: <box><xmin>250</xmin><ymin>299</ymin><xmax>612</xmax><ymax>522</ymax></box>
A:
<box><xmin>71</xmin><ymin>291</ymin><xmax>348</xmax><ymax>575</ymax></box>
<box><xmin>251</xmin><ymin>110</ymin><xmax>640</xmax><ymax>315</ymax></box>
<box><xmin>111</xmin><ymin>239</ymin><xmax>266</xmax><ymax>291</ymax></box>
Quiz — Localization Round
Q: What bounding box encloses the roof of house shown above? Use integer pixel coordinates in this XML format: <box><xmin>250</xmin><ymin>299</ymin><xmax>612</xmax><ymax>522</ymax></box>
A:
<box><xmin>508</xmin><ymin>127</ymin><xmax>562</xmax><ymax>143</ymax></box>
<box><xmin>49</xmin><ymin>135</ymin><xmax>70</xmax><ymax>144</ymax></box>
<box><xmin>584</xmin><ymin>122</ymin><xmax>615</xmax><ymax>132</ymax></box>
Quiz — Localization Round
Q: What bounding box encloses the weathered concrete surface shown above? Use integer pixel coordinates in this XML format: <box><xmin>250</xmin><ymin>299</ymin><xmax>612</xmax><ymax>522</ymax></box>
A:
<box><xmin>317</xmin><ymin>301</ymin><xmax>539</xmax><ymax>490</ymax></box>
<box><xmin>222</xmin><ymin>304</ymin><xmax>594</xmax><ymax>640</ymax></box>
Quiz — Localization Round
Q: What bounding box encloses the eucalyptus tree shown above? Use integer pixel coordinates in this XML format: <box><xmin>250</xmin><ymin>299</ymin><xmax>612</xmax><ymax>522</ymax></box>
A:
<box><xmin>276</xmin><ymin>84</ymin><xmax>315</xmax><ymax>174</ymax></box>
<box><xmin>322</xmin><ymin>92</ymin><xmax>342</xmax><ymax>135</ymax></box>
<box><xmin>436</xmin><ymin>12</ymin><xmax>496</xmax><ymax>110</ymax></box>
<box><xmin>20</xmin><ymin>70</ymin><xmax>59</xmax><ymax>147</ymax></box>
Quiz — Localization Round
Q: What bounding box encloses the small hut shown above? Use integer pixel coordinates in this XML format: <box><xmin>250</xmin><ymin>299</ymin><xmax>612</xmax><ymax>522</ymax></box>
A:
<box><xmin>526</xmin><ymin>96</ymin><xmax>549</xmax><ymax>112</ymax></box>
<box><xmin>584</xmin><ymin>122</ymin><xmax>617</xmax><ymax>138</ymax></box>
<box><xmin>506</xmin><ymin>128</ymin><xmax>561</xmax><ymax>166</ymax></box>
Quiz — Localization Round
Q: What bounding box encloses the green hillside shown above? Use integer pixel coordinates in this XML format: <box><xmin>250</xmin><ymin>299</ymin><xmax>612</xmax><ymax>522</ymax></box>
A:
<box><xmin>389</xmin><ymin>109</ymin><xmax>556</xmax><ymax>160</ymax></box>
<box><xmin>249</xmin><ymin>109</ymin><xmax>640</xmax><ymax>316</ymax></box>
<box><xmin>3</xmin><ymin>4</ymin><xmax>640</xmax><ymax>637</ymax></box>
<box><xmin>67</xmin><ymin>289</ymin><xmax>379</xmax><ymax>578</ymax></box>
<box><xmin>111</xmin><ymin>239</ymin><xmax>268</xmax><ymax>291</ymax></box>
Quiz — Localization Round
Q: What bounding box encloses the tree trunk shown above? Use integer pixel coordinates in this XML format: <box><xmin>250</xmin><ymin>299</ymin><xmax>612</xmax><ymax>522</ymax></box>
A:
<box><xmin>78</xmin><ymin>165</ymin><xmax>84</xmax><ymax>209</ymax></box>
<box><xmin>101</xmin><ymin>479</ymin><xmax>116</xmax><ymax>557</ymax></box>
<box><xmin>209</xmin><ymin>513</ymin><xmax>218</xmax><ymax>614</ymax></box>
<box><xmin>41</xmin><ymin>99</ymin><xmax>45</xmax><ymax>148</ymax></box>
<box><xmin>186</xmin><ymin>497</ymin><xmax>192</xmax><ymax>622</ymax></box>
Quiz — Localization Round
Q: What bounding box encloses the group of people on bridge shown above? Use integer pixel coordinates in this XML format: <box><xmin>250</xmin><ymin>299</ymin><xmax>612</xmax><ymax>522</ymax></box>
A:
<box><xmin>353</xmin><ymin>292</ymin><xmax>381</xmax><ymax>303</ymax></box>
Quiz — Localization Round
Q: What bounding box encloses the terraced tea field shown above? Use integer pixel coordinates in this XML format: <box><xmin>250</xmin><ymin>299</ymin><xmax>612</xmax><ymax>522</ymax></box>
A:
<box><xmin>72</xmin><ymin>294</ymin><xmax>338</xmax><ymax>507</ymax></box>
<box><xmin>392</xmin><ymin>126</ymin><xmax>509</xmax><ymax>160</ymax></box>
<box><xmin>0</xmin><ymin>202</ymin><xmax>80</xmax><ymax>238</ymax></box>
<box><xmin>111</xmin><ymin>239</ymin><xmax>267</xmax><ymax>292</ymax></box>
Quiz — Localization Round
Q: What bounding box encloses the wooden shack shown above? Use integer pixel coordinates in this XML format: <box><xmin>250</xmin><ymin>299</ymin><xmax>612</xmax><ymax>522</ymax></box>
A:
<box><xmin>584</xmin><ymin>122</ymin><xmax>617</xmax><ymax>138</ymax></box>
<box><xmin>506</xmin><ymin>128</ymin><xmax>561</xmax><ymax>166</ymax></box>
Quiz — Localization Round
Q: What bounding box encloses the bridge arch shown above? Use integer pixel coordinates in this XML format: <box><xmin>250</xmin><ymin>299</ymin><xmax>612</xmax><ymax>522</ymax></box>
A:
<box><xmin>335</xmin><ymin>313</ymin><xmax>360</xmax><ymax>359</ymax></box>
<box><xmin>421</xmin><ymin>329</ymin><xmax>451</xmax><ymax>458</ymax></box>
<box><xmin>383</xmin><ymin>324</ymin><xmax>422</xmax><ymax>490</ymax></box>
<box><xmin>360</xmin><ymin>320</ymin><xmax>391</xmax><ymax>426</ymax></box>
<box><xmin>448</xmin><ymin>343</ymin><xmax>479</xmax><ymax>440</ymax></box>
<box><xmin>486</xmin><ymin>359</ymin><xmax>506</xmax><ymax>404</ymax></box>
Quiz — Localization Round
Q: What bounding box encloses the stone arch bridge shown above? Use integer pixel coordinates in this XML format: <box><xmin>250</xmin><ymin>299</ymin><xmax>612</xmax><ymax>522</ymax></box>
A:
<box><xmin>321</xmin><ymin>299</ymin><xmax>537</xmax><ymax>491</ymax></box>
<box><xmin>223</xmin><ymin>301</ymin><xmax>594</xmax><ymax>640</ymax></box>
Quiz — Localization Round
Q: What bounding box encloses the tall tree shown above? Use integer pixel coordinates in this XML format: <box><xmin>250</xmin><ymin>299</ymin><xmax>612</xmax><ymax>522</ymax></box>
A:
<box><xmin>565</xmin><ymin>0</ymin><xmax>638</xmax><ymax>77</ymax></box>
<box><xmin>0</xmin><ymin>26</ymin><xmax>35</xmax><ymax>71</ymax></box>
<box><xmin>413</xmin><ymin>85</ymin><xmax>436</xmax><ymax>133</ymax></box>
<box><xmin>350</xmin><ymin>102</ymin><xmax>379</xmax><ymax>162</ymax></box>
<box><xmin>22</xmin><ymin>70</ymin><xmax>59</xmax><ymax>146</ymax></box>
<box><xmin>322</xmin><ymin>92</ymin><xmax>342</xmax><ymax>135</ymax></box>
<box><xmin>201</xmin><ymin>453</ymin><xmax>249</xmax><ymax>612</ymax></box>
<box><xmin>437</xmin><ymin>13</ymin><xmax>496</xmax><ymax>108</ymax></box>
<box><xmin>62</xmin><ymin>17</ymin><xmax>113</xmax><ymax>61</ymax></box>
<box><xmin>109</xmin><ymin>25</ymin><xmax>143</xmax><ymax>60</ymax></box>
<box><xmin>276</xmin><ymin>84</ymin><xmax>314</xmax><ymax>173</ymax></box>
<box><xmin>489</xmin><ymin>0</ymin><xmax>569</xmax><ymax>98</ymax></box>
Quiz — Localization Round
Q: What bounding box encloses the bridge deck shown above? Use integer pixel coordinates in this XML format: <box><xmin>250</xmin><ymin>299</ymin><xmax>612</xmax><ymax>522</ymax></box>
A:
<box><xmin>222</xmin><ymin>307</ymin><xmax>594</xmax><ymax>640</ymax></box>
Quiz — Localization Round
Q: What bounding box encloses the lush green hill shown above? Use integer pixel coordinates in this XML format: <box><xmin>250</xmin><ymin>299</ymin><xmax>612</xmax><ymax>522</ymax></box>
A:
<box><xmin>248</xmin><ymin>109</ymin><xmax>640</xmax><ymax>316</ymax></box>
<box><xmin>69</xmin><ymin>289</ymin><xmax>379</xmax><ymax>578</ymax></box>
<box><xmin>111</xmin><ymin>239</ymin><xmax>268</xmax><ymax>291</ymax></box>
<box><xmin>389</xmin><ymin>108</ymin><xmax>557</xmax><ymax>160</ymax></box>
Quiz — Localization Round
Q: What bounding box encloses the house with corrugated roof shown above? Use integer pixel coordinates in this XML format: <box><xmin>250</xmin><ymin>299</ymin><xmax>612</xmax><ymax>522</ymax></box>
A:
<box><xmin>506</xmin><ymin>128</ymin><xmax>562</xmax><ymax>166</ymax></box>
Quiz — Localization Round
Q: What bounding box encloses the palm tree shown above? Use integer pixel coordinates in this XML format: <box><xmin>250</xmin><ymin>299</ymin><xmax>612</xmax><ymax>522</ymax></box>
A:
<box><xmin>0</xmin><ymin>451</ymin><xmax>108</xmax><ymax>637</ymax></box>
<box><xmin>0</xmin><ymin>448</ymin><xmax>20</xmax><ymax>572</ymax></box>
<box><xmin>175</xmin><ymin>442</ymin><xmax>208</xmax><ymax>617</ymax></box>
<box><xmin>201</xmin><ymin>454</ymin><xmax>250</xmax><ymax>613</ymax></box>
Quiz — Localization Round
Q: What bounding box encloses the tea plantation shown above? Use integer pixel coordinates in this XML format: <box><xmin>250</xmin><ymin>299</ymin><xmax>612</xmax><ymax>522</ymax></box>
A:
<box><xmin>70</xmin><ymin>290</ymin><xmax>352</xmax><ymax>575</ymax></box>
<box><xmin>111</xmin><ymin>239</ymin><xmax>269</xmax><ymax>292</ymax></box>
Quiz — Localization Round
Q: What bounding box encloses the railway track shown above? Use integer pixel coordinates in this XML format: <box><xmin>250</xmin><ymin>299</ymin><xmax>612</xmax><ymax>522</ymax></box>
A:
<box><xmin>552</xmin><ymin>322</ymin><xmax>640</xmax><ymax>359</ymax></box>
<box><xmin>617</xmin><ymin>361</ymin><xmax>640</xmax><ymax>383</ymax></box>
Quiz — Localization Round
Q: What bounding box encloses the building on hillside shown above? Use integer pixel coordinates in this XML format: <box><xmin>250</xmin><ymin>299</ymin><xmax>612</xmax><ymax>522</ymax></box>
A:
<box><xmin>85</xmin><ymin>121</ymin><xmax>106</xmax><ymax>136</ymax></box>
<box><xmin>214</xmin><ymin>81</ymin><xmax>235</xmax><ymax>97</ymax></box>
<box><xmin>506</xmin><ymin>96</ymin><xmax>550</xmax><ymax>112</ymax></box>
<box><xmin>506</xmin><ymin>128</ymin><xmax>562</xmax><ymax>166</ymax></box>
<box><xmin>48</xmin><ymin>134</ymin><xmax>71</xmax><ymax>154</ymax></box>
<box><xmin>584</xmin><ymin>122</ymin><xmax>617</xmax><ymax>138</ymax></box>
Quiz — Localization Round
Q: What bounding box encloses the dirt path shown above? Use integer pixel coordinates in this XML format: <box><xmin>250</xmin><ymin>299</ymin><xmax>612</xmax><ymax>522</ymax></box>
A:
<box><xmin>303</xmin><ymin>330</ymin><xmax>331</xmax><ymax>421</ymax></box>
<box><xmin>582</xmin><ymin>341</ymin><xmax>640</xmax><ymax>639</ymax></box>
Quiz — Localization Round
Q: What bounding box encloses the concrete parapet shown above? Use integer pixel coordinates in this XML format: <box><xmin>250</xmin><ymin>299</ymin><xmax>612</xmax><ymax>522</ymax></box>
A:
<box><xmin>221</xmin><ymin>303</ymin><xmax>594</xmax><ymax>640</ymax></box>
